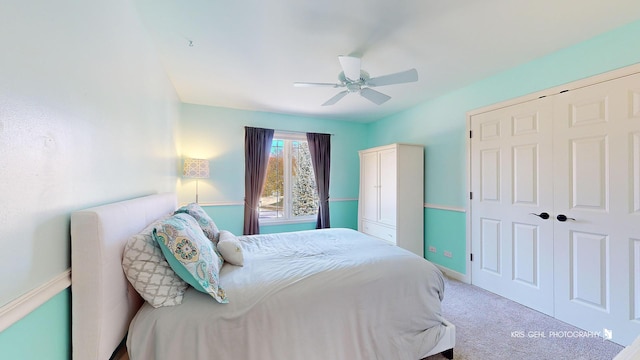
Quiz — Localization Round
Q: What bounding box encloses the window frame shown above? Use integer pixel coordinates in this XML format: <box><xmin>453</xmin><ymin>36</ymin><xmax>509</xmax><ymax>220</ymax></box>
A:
<box><xmin>259</xmin><ymin>132</ymin><xmax>318</xmax><ymax>225</ymax></box>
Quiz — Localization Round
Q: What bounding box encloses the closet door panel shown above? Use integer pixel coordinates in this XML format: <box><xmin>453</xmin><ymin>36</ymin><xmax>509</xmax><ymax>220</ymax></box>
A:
<box><xmin>569</xmin><ymin>136</ymin><xmax>608</xmax><ymax>211</ymax></box>
<box><xmin>633</xmin><ymin>132</ymin><xmax>640</xmax><ymax>213</ymax></box>
<box><xmin>512</xmin><ymin>144</ymin><xmax>538</xmax><ymax>205</ymax></box>
<box><xmin>632</xmin><ymin>238</ymin><xmax>640</xmax><ymax>322</ymax></box>
<box><xmin>553</xmin><ymin>72</ymin><xmax>640</xmax><ymax>346</ymax></box>
<box><xmin>627</xmin><ymin>85</ymin><xmax>640</xmax><ymax>338</ymax></box>
<box><xmin>480</xmin><ymin>217</ymin><xmax>501</xmax><ymax>275</ymax></box>
<box><xmin>378</xmin><ymin>148</ymin><xmax>397</xmax><ymax>226</ymax></box>
<box><xmin>512</xmin><ymin>222</ymin><xmax>539</xmax><ymax>287</ymax></box>
<box><xmin>360</xmin><ymin>151</ymin><xmax>379</xmax><ymax>222</ymax></box>
<box><xmin>480</xmin><ymin>148</ymin><xmax>501</xmax><ymax>202</ymax></box>
<box><xmin>471</xmin><ymin>97</ymin><xmax>554</xmax><ymax>316</ymax></box>
<box><xmin>569</xmin><ymin>231</ymin><xmax>609</xmax><ymax>310</ymax></box>
<box><xmin>470</xmin><ymin>69</ymin><xmax>640</xmax><ymax>346</ymax></box>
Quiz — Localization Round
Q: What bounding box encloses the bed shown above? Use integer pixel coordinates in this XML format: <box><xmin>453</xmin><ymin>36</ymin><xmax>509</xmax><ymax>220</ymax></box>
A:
<box><xmin>71</xmin><ymin>193</ymin><xmax>455</xmax><ymax>360</ymax></box>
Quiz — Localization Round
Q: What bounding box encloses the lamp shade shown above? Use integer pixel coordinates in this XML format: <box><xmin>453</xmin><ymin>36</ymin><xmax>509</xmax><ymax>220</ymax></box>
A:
<box><xmin>183</xmin><ymin>158</ymin><xmax>210</xmax><ymax>179</ymax></box>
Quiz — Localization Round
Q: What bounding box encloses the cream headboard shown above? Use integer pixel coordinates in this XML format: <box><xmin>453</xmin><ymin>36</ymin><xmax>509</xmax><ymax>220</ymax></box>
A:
<box><xmin>71</xmin><ymin>193</ymin><xmax>177</xmax><ymax>360</ymax></box>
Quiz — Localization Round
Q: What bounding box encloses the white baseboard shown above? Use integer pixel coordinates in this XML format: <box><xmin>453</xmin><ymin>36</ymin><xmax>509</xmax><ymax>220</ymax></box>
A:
<box><xmin>0</xmin><ymin>269</ymin><xmax>71</xmax><ymax>332</ymax></box>
<box><xmin>434</xmin><ymin>264</ymin><xmax>470</xmax><ymax>284</ymax></box>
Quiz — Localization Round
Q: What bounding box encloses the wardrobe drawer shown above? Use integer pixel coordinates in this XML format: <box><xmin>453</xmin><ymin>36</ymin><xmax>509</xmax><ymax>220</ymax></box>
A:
<box><xmin>361</xmin><ymin>221</ymin><xmax>397</xmax><ymax>244</ymax></box>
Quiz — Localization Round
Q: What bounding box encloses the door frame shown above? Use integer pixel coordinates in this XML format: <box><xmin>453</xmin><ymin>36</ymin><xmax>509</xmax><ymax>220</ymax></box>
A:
<box><xmin>465</xmin><ymin>62</ymin><xmax>640</xmax><ymax>282</ymax></box>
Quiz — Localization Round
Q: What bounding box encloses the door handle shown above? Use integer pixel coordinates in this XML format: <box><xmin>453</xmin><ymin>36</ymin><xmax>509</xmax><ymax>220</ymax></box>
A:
<box><xmin>530</xmin><ymin>212</ymin><xmax>550</xmax><ymax>219</ymax></box>
<box><xmin>556</xmin><ymin>214</ymin><xmax>575</xmax><ymax>222</ymax></box>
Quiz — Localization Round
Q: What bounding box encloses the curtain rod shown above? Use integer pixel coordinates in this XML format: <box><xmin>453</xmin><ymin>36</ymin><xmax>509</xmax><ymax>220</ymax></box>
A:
<box><xmin>274</xmin><ymin>129</ymin><xmax>334</xmax><ymax>136</ymax></box>
<box><xmin>245</xmin><ymin>126</ymin><xmax>334</xmax><ymax>136</ymax></box>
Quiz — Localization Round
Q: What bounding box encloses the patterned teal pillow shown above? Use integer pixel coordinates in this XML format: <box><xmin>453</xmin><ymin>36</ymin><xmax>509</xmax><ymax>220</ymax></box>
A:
<box><xmin>153</xmin><ymin>213</ymin><xmax>228</xmax><ymax>303</ymax></box>
<box><xmin>174</xmin><ymin>203</ymin><xmax>220</xmax><ymax>244</ymax></box>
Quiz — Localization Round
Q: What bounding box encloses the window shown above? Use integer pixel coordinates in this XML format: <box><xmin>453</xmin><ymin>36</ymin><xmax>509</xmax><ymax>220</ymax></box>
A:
<box><xmin>259</xmin><ymin>133</ymin><xmax>318</xmax><ymax>222</ymax></box>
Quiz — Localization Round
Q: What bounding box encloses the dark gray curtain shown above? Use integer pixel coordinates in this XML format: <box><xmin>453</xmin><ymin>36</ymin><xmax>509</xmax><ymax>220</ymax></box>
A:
<box><xmin>306</xmin><ymin>132</ymin><xmax>331</xmax><ymax>229</ymax></box>
<box><xmin>243</xmin><ymin>127</ymin><xmax>274</xmax><ymax>235</ymax></box>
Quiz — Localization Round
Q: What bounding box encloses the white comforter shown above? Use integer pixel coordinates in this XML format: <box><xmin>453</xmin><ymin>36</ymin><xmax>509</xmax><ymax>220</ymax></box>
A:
<box><xmin>127</xmin><ymin>228</ymin><xmax>446</xmax><ymax>360</ymax></box>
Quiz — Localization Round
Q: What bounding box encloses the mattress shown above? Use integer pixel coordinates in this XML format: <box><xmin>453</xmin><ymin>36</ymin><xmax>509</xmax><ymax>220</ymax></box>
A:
<box><xmin>127</xmin><ymin>228</ymin><xmax>447</xmax><ymax>360</ymax></box>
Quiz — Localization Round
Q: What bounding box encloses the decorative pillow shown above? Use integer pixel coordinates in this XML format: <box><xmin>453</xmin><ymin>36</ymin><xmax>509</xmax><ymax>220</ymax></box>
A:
<box><xmin>153</xmin><ymin>213</ymin><xmax>228</xmax><ymax>303</ymax></box>
<box><xmin>174</xmin><ymin>203</ymin><xmax>220</xmax><ymax>244</ymax></box>
<box><xmin>122</xmin><ymin>217</ymin><xmax>188</xmax><ymax>308</ymax></box>
<box><xmin>217</xmin><ymin>230</ymin><xmax>244</xmax><ymax>266</ymax></box>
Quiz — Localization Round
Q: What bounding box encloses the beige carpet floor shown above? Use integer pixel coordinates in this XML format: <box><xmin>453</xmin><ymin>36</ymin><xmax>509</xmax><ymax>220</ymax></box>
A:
<box><xmin>425</xmin><ymin>276</ymin><xmax>625</xmax><ymax>360</ymax></box>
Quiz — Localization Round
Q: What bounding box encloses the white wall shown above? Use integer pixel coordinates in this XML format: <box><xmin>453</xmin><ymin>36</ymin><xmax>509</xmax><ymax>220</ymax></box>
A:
<box><xmin>0</xmin><ymin>0</ymin><xmax>180</xmax><ymax>306</ymax></box>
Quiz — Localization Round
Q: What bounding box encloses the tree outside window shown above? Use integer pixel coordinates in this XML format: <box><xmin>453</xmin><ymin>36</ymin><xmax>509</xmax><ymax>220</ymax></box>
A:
<box><xmin>259</xmin><ymin>135</ymin><xmax>318</xmax><ymax>221</ymax></box>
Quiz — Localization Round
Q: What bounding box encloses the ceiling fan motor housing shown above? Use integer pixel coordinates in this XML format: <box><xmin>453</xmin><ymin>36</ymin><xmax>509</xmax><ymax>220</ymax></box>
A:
<box><xmin>294</xmin><ymin>56</ymin><xmax>418</xmax><ymax>106</ymax></box>
<box><xmin>339</xmin><ymin>71</ymin><xmax>370</xmax><ymax>92</ymax></box>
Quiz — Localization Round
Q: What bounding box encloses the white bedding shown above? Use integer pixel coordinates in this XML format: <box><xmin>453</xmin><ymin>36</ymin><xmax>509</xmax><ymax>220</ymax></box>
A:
<box><xmin>127</xmin><ymin>228</ymin><xmax>447</xmax><ymax>360</ymax></box>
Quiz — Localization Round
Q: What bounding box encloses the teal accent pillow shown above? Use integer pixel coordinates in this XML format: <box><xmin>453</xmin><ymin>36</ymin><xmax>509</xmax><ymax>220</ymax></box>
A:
<box><xmin>153</xmin><ymin>213</ymin><xmax>228</xmax><ymax>303</ymax></box>
<box><xmin>174</xmin><ymin>203</ymin><xmax>220</xmax><ymax>244</ymax></box>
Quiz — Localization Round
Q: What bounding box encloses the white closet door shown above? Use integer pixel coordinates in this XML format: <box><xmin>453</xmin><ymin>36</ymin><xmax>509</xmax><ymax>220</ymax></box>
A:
<box><xmin>378</xmin><ymin>148</ymin><xmax>397</xmax><ymax>226</ymax></box>
<box><xmin>361</xmin><ymin>151</ymin><xmax>379</xmax><ymax>222</ymax></box>
<box><xmin>470</xmin><ymin>97</ymin><xmax>555</xmax><ymax>316</ymax></box>
<box><xmin>553</xmin><ymin>72</ymin><xmax>640</xmax><ymax>345</ymax></box>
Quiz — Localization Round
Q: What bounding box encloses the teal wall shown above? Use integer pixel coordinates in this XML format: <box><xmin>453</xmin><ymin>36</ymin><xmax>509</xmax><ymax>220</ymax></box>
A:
<box><xmin>179</xmin><ymin>104</ymin><xmax>367</xmax><ymax>234</ymax></box>
<box><xmin>0</xmin><ymin>0</ymin><xmax>179</xmax><ymax>358</ymax></box>
<box><xmin>203</xmin><ymin>200</ymin><xmax>358</xmax><ymax>235</ymax></box>
<box><xmin>4</xmin><ymin>16</ymin><xmax>640</xmax><ymax>360</ymax></box>
<box><xmin>0</xmin><ymin>290</ymin><xmax>70</xmax><ymax>359</ymax></box>
<box><xmin>424</xmin><ymin>209</ymin><xmax>467</xmax><ymax>272</ymax></box>
<box><xmin>368</xmin><ymin>19</ymin><xmax>640</xmax><ymax>274</ymax></box>
<box><xmin>179</xmin><ymin>104</ymin><xmax>368</xmax><ymax>205</ymax></box>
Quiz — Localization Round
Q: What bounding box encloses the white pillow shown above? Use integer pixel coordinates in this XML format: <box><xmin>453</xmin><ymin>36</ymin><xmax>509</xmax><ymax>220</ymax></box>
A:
<box><xmin>122</xmin><ymin>217</ymin><xmax>188</xmax><ymax>307</ymax></box>
<box><xmin>217</xmin><ymin>230</ymin><xmax>244</xmax><ymax>266</ymax></box>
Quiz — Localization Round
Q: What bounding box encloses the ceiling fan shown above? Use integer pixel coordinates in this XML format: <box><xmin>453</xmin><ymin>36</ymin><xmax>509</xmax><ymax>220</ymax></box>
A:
<box><xmin>294</xmin><ymin>55</ymin><xmax>418</xmax><ymax>106</ymax></box>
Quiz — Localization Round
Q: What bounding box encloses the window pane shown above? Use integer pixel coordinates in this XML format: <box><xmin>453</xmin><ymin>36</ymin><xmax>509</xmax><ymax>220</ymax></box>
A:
<box><xmin>260</xmin><ymin>138</ymin><xmax>319</xmax><ymax>221</ymax></box>
<box><xmin>259</xmin><ymin>140</ymin><xmax>284</xmax><ymax>219</ymax></box>
<box><xmin>291</xmin><ymin>140</ymin><xmax>318</xmax><ymax>217</ymax></box>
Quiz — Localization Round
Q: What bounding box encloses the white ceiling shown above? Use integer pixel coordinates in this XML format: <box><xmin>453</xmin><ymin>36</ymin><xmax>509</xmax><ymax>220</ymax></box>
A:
<box><xmin>132</xmin><ymin>0</ymin><xmax>640</xmax><ymax>122</ymax></box>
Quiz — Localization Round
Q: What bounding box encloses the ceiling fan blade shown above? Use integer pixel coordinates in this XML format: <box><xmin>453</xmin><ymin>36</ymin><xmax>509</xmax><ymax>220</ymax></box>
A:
<box><xmin>366</xmin><ymin>68</ymin><xmax>418</xmax><ymax>87</ymax></box>
<box><xmin>294</xmin><ymin>82</ymin><xmax>341</xmax><ymax>88</ymax></box>
<box><xmin>338</xmin><ymin>55</ymin><xmax>361</xmax><ymax>82</ymax></box>
<box><xmin>360</xmin><ymin>88</ymin><xmax>391</xmax><ymax>105</ymax></box>
<box><xmin>321</xmin><ymin>90</ymin><xmax>349</xmax><ymax>106</ymax></box>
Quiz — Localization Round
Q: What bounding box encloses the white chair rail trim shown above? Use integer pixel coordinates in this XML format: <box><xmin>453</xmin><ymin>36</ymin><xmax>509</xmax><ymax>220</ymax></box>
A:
<box><xmin>199</xmin><ymin>201</ymin><xmax>464</xmax><ymax>212</ymax></box>
<box><xmin>327</xmin><ymin>198</ymin><xmax>358</xmax><ymax>202</ymax></box>
<box><xmin>198</xmin><ymin>198</ymin><xmax>358</xmax><ymax>207</ymax></box>
<box><xmin>0</xmin><ymin>269</ymin><xmax>71</xmax><ymax>332</ymax></box>
<box><xmin>424</xmin><ymin>203</ymin><xmax>466</xmax><ymax>213</ymax></box>
<box><xmin>197</xmin><ymin>201</ymin><xmax>244</xmax><ymax>207</ymax></box>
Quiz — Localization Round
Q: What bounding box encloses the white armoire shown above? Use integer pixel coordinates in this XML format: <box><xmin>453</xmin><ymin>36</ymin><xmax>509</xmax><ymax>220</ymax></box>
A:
<box><xmin>358</xmin><ymin>143</ymin><xmax>424</xmax><ymax>257</ymax></box>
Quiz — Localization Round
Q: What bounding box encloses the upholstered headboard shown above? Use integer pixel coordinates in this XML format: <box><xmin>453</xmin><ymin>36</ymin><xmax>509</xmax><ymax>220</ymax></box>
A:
<box><xmin>71</xmin><ymin>193</ymin><xmax>177</xmax><ymax>360</ymax></box>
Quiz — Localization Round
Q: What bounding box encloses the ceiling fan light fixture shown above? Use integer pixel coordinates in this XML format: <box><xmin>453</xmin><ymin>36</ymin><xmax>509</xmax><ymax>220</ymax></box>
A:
<box><xmin>346</xmin><ymin>83</ymin><xmax>361</xmax><ymax>92</ymax></box>
<box><xmin>294</xmin><ymin>56</ymin><xmax>418</xmax><ymax>106</ymax></box>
